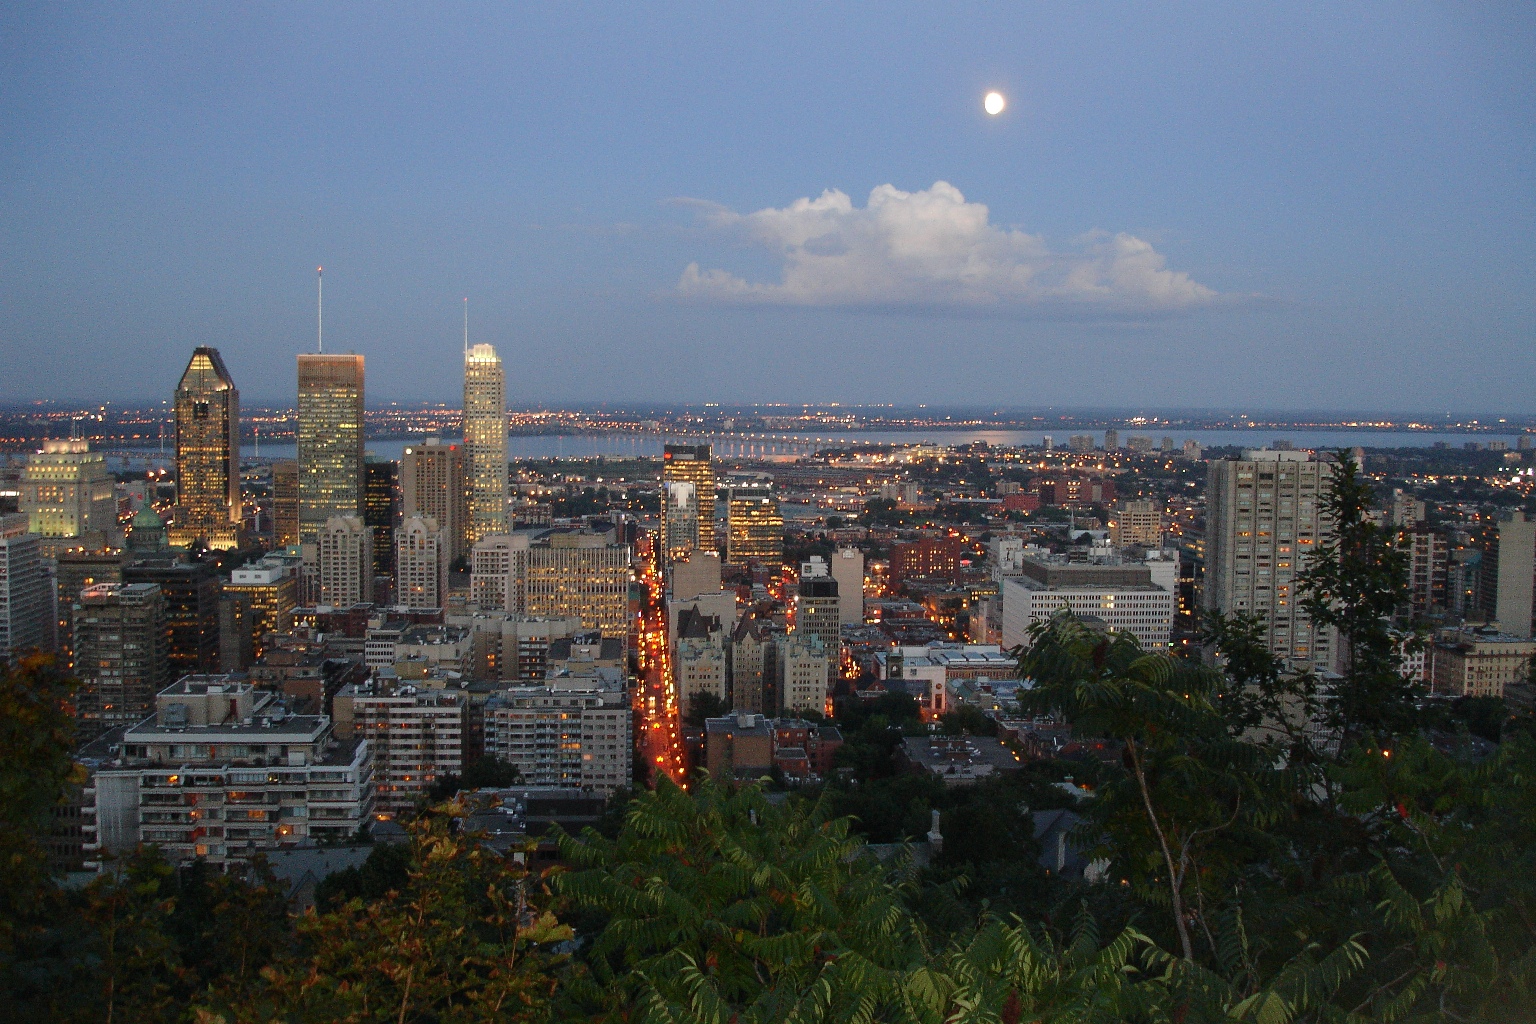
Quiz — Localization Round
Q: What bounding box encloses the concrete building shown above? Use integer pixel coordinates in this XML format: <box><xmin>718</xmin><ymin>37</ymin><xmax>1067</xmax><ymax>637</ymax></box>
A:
<box><xmin>1431</xmin><ymin>628</ymin><xmax>1536</xmax><ymax>698</ymax></box>
<box><xmin>874</xmin><ymin>642</ymin><xmax>1017</xmax><ymax>716</ymax></box>
<box><xmin>1001</xmin><ymin>564</ymin><xmax>1175</xmax><ymax>652</ymax></box>
<box><xmin>20</xmin><ymin>440</ymin><xmax>115</xmax><ymax>543</ymax></box>
<box><xmin>483</xmin><ymin>681</ymin><xmax>631</xmax><ymax>794</ymax></box>
<box><xmin>297</xmin><ymin>353</ymin><xmax>366</xmax><ymax>546</ymax></box>
<box><xmin>73</xmin><ymin>583</ymin><xmax>168</xmax><ymax>732</ymax></box>
<box><xmin>891</xmin><ymin>538</ymin><xmax>964</xmax><ymax>584</ymax></box>
<box><xmin>1403</xmin><ymin>524</ymin><xmax>1449</xmax><ymax>618</ymax></box>
<box><xmin>662</xmin><ymin>443</ymin><xmax>715</xmax><ymax>554</ymax></box>
<box><xmin>729</xmin><ymin>616</ymin><xmax>778</xmax><ymax>715</ymax></box>
<box><xmin>1482</xmin><ymin>512</ymin><xmax>1535</xmax><ymax>638</ymax></box>
<box><xmin>675</xmin><ymin>604</ymin><xmax>727</xmax><ymax>710</ymax></box>
<box><xmin>662</xmin><ymin>481</ymin><xmax>700</xmax><ymax>563</ymax></box>
<box><xmin>726</xmin><ymin>495</ymin><xmax>783</xmax><ymax>567</ymax></box>
<box><xmin>0</xmin><ymin>513</ymin><xmax>51</xmax><ymax>661</ymax></box>
<box><xmin>830</xmin><ymin>546</ymin><xmax>865</xmax><ymax>625</ymax></box>
<box><xmin>335</xmin><ymin>675</ymin><xmax>465</xmax><ymax>815</ymax></box>
<box><xmin>1203</xmin><ymin>452</ymin><xmax>1336</xmax><ymax>671</ymax></box>
<box><xmin>94</xmin><ymin>676</ymin><xmax>374</xmax><ymax>865</ymax></box>
<box><xmin>778</xmin><ymin>635</ymin><xmax>830</xmax><ymax>716</ymax></box>
<box><xmin>704</xmin><ymin>712</ymin><xmax>774</xmax><ymax>779</ymax></box>
<box><xmin>396</xmin><ymin>515</ymin><xmax>448</xmax><ymax>610</ymax></box>
<box><xmin>315</xmin><ymin>515</ymin><xmax>373</xmax><ymax>607</ymax></box>
<box><xmin>54</xmin><ymin>548</ymin><xmax>123</xmax><ymax>666</ymax></box>
<box><xmin>224</xmin><ymin>565</ymin><xmax>297</xmax><ymax>661</ymax></box>
<box><xmin>171</xmin><ymin>347</ymin><xmax>241</xmax><ymax>550</ymax></box>
<box><xmin>471</xmin><ymin>529</ymin><xmax>631</xmax><ymax>643</ymax></box>
<box><xmin>671</xmin><ymin>550</ymin><xmax>723</xmax><ymax>603</ymax></box>
<box><xmin>795</xmin><ymin>572</ymin><xmax>841</xmax><ymax>687</ymax></box>
<box><xmin>463</xmin><ymin>342</ymin><xmax>508</xmax><ymax>544</ymax></box>
<box><xmin>401</xmin><ymin>439</ymin><xmax>469</xmax><ymax>563</ymax></box>
<box><xmin>1110</xmin><ymin>499</ymin><xmax>1163</xmax><ymax>548</ymax></box>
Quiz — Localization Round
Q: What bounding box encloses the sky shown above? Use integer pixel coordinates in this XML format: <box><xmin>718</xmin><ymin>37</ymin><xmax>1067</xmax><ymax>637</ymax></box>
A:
<box><xmin>1</xmin><ymin>3</ymin><xmax>1532</xmax><ymax>413</ymax></box>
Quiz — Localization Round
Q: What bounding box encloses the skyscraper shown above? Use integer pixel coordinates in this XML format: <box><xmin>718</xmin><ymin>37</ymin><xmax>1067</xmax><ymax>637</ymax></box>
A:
<box><xmin>663</xmin><ymin>482</ymin><xmax>700</xmax><ymax>563</ymax></box>
<box><xmin>726</xmin><ymin>495</ymin><xmax>784</xmax><ymax>567</ymax></box>
<box><xmin>122</xmin><ymin>559</ymin><xmax>222</xmax><ymax>677</ymax></box>
<box><xmin>401</xmin><ymin>440</ymin><xmax>469</xmax><ymax>563</ymax></box>
<box><xmin>20</xmin><ymin>440</ymin><xmax>116</xmax><ymax>543</ymax></box>
<box><xmin>297</xmin><ymin>354</ymin><xmax>365</xmax><ymax>546</ymax></box>
<box><xmin>364</xmin><ymin>456</ymin><xmax>400</xmax><ymax>577</ymax></box>
<box><xmin>1203</xmin><ymin>451</ymin><xmax>1336</xmax><ymax>671</ymax></box>
<box><xmin>463</xmin><ymin>342</ymin><xmax>508</xmax><ymax>543</ymax></box>
<box><xmin>170</xmin><ymin>347</ymin><xmax>241</xmax><ymax>550</ymax></box>
<box><xmin>0</xmin><ymin>513</ymin><xmax>51</xmax><ymax>661</ymax></box>
<box><xmin>271</xmin><ymin>460</ymin><xmax>299</xmax><ymax>548</ymax></box>
<box><xmin>73</xmin><ymin>582</ymin><xmax>167</xmax><ymax>733</ymax></box>
<box><xmin>396</xmin><ymin>515</ymin><xmax>448</xmax><ymax>610</ymax></box>
<box><xmin>1482</xmin><ymin>512</ymin><xmax>1535</xmax><ymax>638</ymax></box>
<box><xmin>663</xmin><ymin>444</ymin><xmax>714</xmax><ymax>556</ymax></box>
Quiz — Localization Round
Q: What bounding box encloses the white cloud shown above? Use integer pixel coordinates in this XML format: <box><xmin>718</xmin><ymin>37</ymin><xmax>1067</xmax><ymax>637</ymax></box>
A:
<box><xmin>676</xmin><ymin>181</ymin><xmax>1216</xmax><ymax>312</ymax></box>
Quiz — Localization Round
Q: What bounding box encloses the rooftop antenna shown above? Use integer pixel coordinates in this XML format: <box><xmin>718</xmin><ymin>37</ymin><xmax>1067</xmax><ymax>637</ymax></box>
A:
<box><xmin>317</xmin><ymin>267</ymin><xmax>324</xmax><ymax>353</ymax></box>
<box><xmin>463</xmin><ymin>296</ymin><xmax>469</xmax><ymax>357</ymax></box>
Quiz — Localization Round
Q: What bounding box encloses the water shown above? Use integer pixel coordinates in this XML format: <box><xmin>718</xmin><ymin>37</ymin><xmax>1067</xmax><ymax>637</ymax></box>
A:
<box><xmin>93</xmin><ymin>427</ymin><xmax>1526</xmax><ymax>469</ymax></box>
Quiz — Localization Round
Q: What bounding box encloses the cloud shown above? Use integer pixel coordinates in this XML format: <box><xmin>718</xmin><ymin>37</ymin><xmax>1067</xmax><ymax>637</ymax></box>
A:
<box><xmin>676</xmin><ymin>181</ymin><xmax>1216</xmax><ymax>312</ymax></box>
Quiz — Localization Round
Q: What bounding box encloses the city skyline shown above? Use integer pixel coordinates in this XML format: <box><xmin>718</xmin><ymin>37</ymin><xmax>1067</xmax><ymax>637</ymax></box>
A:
<box><xmin>2</xmin><ymin>6</ymin><xmax>1532</xmax><ymax>410</ymax></box>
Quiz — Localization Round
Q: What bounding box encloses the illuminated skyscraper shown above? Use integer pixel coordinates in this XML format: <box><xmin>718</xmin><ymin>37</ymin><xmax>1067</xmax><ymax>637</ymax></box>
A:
<box><xmin>20</xmin><ymin>440</ymin><xmax>115</xmax><ymax>542</ymax></box>
<box><xmin>663</xmin><ymin>482</ymin><xmax>700</xmax><ymax>563</ymax></box>
<box><xmin>463</xmin><ymin>343</ymin><xmax>508</xmax><ymax>544</ymax></box>
<box><xmin>297</xmin><ymin>354</ymin><xmax>365</xmax><ymax>546</ymax></box>
<box><xmin>171</xmin><ymin>347</ymin><xmax>241</xmax><ymax>550</ymax></box>
<box><xmin>726</xmin><ymin>495</ymin><xmax>783</xmax><ymax>567</ymax></box>
<box><xmin>662</xmin><ymin>444</ymin><xmax>714</xmax><ymax>557</ymax></box>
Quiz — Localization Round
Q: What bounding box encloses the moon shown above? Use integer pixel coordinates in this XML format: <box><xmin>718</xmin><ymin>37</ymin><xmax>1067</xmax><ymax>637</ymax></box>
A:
<box><xmin>983</xmin><ymin>91</ymin><xmax>1006</xmax><ymax>116</ymax></box>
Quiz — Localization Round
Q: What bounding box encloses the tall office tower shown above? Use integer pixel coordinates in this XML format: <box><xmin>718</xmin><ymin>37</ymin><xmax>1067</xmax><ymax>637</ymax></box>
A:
<box><xmin>1481</xmin><ymin>512</ymin><xmax>1535</xmax><ymax>638</ymax></box>
<box><xmin>271</xmin><ymin>460</ymin><xmax>299</xmax><ymax>548</ymax></box>
<box><xmin>401</xmin><ymin>439</ymin><xmax>469</xmax><ymax>563</ymax></box>
<box><xmin>795</xmin><ymin>572</ymin><xmax>841</xmax><ymax>688</ymax></box>
<box><xmin>20</xmin><ymin>440</ymin><xmax>116</xmax><ymax>543</ymax></box>
<box><xmin>1103</xmin><ymin>428</ymin><xmax>1119</xmax><ymax>450</ymax></box>
<box><xmin>73</xmin><ymin>582</ymin><xmax>167</xmax><ymax>733</ymax></box>
<box><xmin>123</xmin><ymin>559</ymin><xmax>222</xmax><ymax>677</ymax></box>
<box><xmin>663</xmin><ymin>482</ymin><xmax>700</xmax><ymax>563</ymax></box>
<box><xmin>463</xmin><ymin>343</ymin><xmax>508</xmax><ymax>543</ymax></box>
<box><xmin>55</xmin><ymin>549</ymin><xmax>124</xmax><ymax>667</ymax></box>
<box><xmin>1110</xmin><ymin>499</ymin><xmax>1165</xmax><ymax>548</ymax></box>
<box><xmin>396</xmin><ymin>515</ymin><xmax>448</xmax><ymax>610</ymax></box>
<box><xmin>663</xmin><ymin>444</ymin><xmax>715</xmax><ymax>554</ymax></box>
<box><xmin>297</xmin><ymin>354</ymin><xmax>365</xmax><ymax>545</ymax></box>
<box><xmin>0</xmin><ymin>514</ymin><xmax>50</xmax><ymax>661</ymax></box>
<box><xmin>727</xmin><ymin>495</ymin><xmax>784</xmax><ymax>567</ymax></box>
<box><xmin>1203</xmin><ymin>452</ymin><xmax>1336</xmax><ymax>671</ymax></box>
<box><xmin>1403</xmin><ymin>524</ymin><xmax>1448</xmax><ymax>618</ymax></box>
<box><xmin>830</xmin><ymin>547</ymin><xmax>864</xmax><ymax>626</ymax></box>
<box><xmin>525</xmin><ymin>531</ymin><xmax>631</xmax><ymax>640</ymax></box>
<box><xmin>316</xmin><ymin>515</ymin><xmax>373</xmax><ymax>607</ymax></box>
<box><xmin>170</xmin><ymin>347</ymin><xmax>241</xmax><ymax>550</ymax></box>
<box><xmin>364</xmin><ymin>457</ymin><xmax>400</xmax><ymax>577</ymax></box>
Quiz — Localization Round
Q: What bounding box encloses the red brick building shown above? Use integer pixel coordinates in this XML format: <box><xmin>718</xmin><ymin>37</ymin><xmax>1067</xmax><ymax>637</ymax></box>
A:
<box><xmin>891</xmin><ymin>537</ymin><xmax>965</xmax><ymax>584</ymax></box>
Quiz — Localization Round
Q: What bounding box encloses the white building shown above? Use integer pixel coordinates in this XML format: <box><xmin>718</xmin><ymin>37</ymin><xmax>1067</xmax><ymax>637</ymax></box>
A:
<box><xmin>20</xmin><ymin>439</ymin><xmax>116</xmax><ymax>540</ymax></box>
<box><xmin>335</xmin><ymin>676</ymin><xmax>465</xmax><ymax>815</ymax></box>
<box><xmin>483</xmin><ymin>682</ymin><xmax>631</xmax><ymax>794</ymax></box>
<box><xmin>831</xmin><ymin>547</ymin><xmax>865</xmax><ymax>625</ymax></box>
<box><xmin>93</xmin><ymin>676</ymin><xmax>374</xmax><ymax>867</ymax></box>
<box><xmin>1001</xmin><ymin>575</ymin><xmax>1174</xmax><ymax>652</ymax></box>
<box><xmin>316</xmin><ymin>515</ymin><xmax>373</xmax><ymax>607</ymax></box>
<box><xmin>1204</xmin><ymin>452</ymin><xmax>1336</xmax><ymax>671</ymax></box>
<box><xmin>778</xmin><ymin>635</ymin><xmax>830</xmax><ymax>716</ymax></box>
<box><xmin>396</xmin><ymin>514</ymin><xmax>448</xmax><ymax>609</ymax></box>
<box><xmin>873</xmin><ymin>642</ymin><xmax>1018</xmax><ymax>715</ymax></box>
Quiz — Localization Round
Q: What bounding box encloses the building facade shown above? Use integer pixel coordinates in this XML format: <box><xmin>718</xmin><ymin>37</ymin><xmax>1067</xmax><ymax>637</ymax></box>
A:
<box><xmin>1430</xmin><ymin>628</ymin><xmax>1536</xmax><ymax>698</ymax></box>
<box><xmin>316</xmin><ymin>515</ymin><xmax>373</xmax><ymax>607</ymax></box>
<box><xmin>271</xmin><ymin>460</ymin><xmax>299</xmax><ymax>548</ymax></box>
<box><xmin>463</xmin><ymin>343</ymin><xmax>508</xmax><ymax>543</ymax></box>
<box><xmin>396</xmin><ymin>514</ymin><xmax>448</xmax><ymax>610</ymax></box>
<box><xmin>726</xmin><ymin>495</ymin><xmax>783</xmax><ymax>567</ymax></box>
<box><xmin>662</xmin><ymin>444</ymin><xmax>714</xmax><ymax>554</ymax></box>
<box><xmin>338</xmin><ymin>680</ymin><xmax>465</xmax><ymax>815</ymax></box>
<box><xmin>1110</xmin><ymin>499</ymin><xmax>1164</xmax><ymax>548</ymax></box>
<box><xmin>401</xmin><ymin>439</ymin><xmax>469</xmax><ymax>563</ymax></box>
<box><xmin>296</xmin><ymin>353</ymin><xmax>365</xmax><ymax>545</ymax></box>
<box><xmin>483</xmin><ymin>684</ymin><xmax>631</xmax><ymax>795</ymax></box>
<box><xmin>0</xmin><ymin>513</ymin><xmax>51</xmax><ymax>661</ymax></box>
<box><xmin>777</xmin><ymin>635</ymin><xmax>830</xmax><ymax>716</ymax></box>
<box><xmin>20</xmin><ymin>440</ymin><xmax>115</xmax><ymax>541</ymax></box>
<box><xmin>122</xmin><ymin>559</ymin><xmax>221</xmax><ymax>678</ymax></box>
<box><xmin>171</xmin><ymin>347</ymin><xmax>241</xmax><ymax>550</ymax></box>
<box><xmin>1203</xmin><ymin>452</ymin><xmax>1336</xmax><ymax>671</ymax></box>
<box><xmin>73</xmin><ymin>583</ymin><xmax>168</xmax><ymax>733</ymax></box>
<box><xmin>364</xmin><ymin>457</ymin><xmax>400</xmax><ymax>578</ymax></box>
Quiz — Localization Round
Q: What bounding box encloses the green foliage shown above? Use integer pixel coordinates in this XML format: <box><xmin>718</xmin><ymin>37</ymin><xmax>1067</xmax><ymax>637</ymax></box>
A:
<box><xmin>428</xmin><ymin>754</ymin><xmax>524</xmax><ymax>801</ymax></box>
<box><xmin>313</xmin><ymin>839</ymin><xmax>413</xmax><ymax>910</ymax></box>
<box><xmin>683</xmin><ymin>690</ymin><xmax>729</xmax><ymax>727</ymax></box>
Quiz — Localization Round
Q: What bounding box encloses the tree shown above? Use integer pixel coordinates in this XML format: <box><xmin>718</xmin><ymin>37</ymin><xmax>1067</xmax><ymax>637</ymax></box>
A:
<box><xmin>683</xmin><ymin>691</ymin><xmax>729</xmax><ymax>727</ymax></box>
<box><xmin>1296</xmin><ymin>451</ymin><xmax>1421</xmax><ymax>746</ymax></box>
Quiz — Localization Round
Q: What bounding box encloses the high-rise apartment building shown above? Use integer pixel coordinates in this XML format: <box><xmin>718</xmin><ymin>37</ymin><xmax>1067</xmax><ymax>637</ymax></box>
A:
<box><xmin>1203</xmin><ymin>452</ymin><xmax>1336</xmax><ymax>671</ymax></box>
<box><xmin>54</xmin><ymin>549</ymin><xmax>124</xmax><ymax>667</ymax></box>
<box><xmin>401</xmin><ymin>439</ymin><xmax>469</xmax><ymax>563</ymax></box>
<box><xmin>778</xmin><ymin>635</ymin><xmax>830</xmax><ymax>716</ymax></box>
<box><xmin>396</xmin><ymin>515</ymin><xmax>448</xmax><ymax>610</ymax></box>
<box><xmin>296</xmin><ymin>354</ymin><xmax>365</xmax><ymax>545</ymax></box>
<box><xmin>1403</xmin><ymin>524</ymin><xmax>1448</xmax><ymax>618</ymax></box>
<box><xmin>727</xmin><ymin>495</ymin><xmax>783</xmax><ymax>567</ymax></box>
<box><xmin>73</xmin><ymin>582</ymin><xmax>168</xmax><ymax>732</ymax></box>
<box><xmin>271</xmin><ymin>460</ymin><xmax>299</xmax><ymax>548</ymax></box>
<box><xmin>662</xmin><ymin>444</ymin><xmax>714</xmax><ymax>555</ymax></box>
<box><xmin>1481</xmin><ymin>512</ymin><xmax>1535</xmax><ymax>638</ymax></box>
<box><xmin>336</xmin><ymin>677</ymin><xmax>464</xmax><ymax>815</ymax></box>
<box><xmin>315</xmin><ymin>515</ymin><xmax>373</xmax><ymax>607</ymax></box>
<box><xmin>364</xmin><ymin>457</ymin><xmax>400</xmax><ymax>577</ymax></box>
<box><xmin>122</xmin><ymin>559</ymin><xmax>221</xmax><ymax>678</ymax></box>
<box><xmin>663</xmin><ymin>482</ymin><xmax>700</xmax><ymax>563</ymax></box>
<box><xmin>0</xmin><ymin>513</ymin><xmax>50</xmax><ymax>661</ymax></box>
<box><xmin>1109</xmin><ymin>499</ymin><xmax>1164</xmax><ymax>548</ymax></box>
<box><xmin>20</xmin><ymin>440</ymin><xmax>116</xmax><ymax>542</ymax></box>
<box><xmin>795</xmin><ymin>571</ymin><xmax>841</xmax><ymax>687</ymax></box>
<box><xmin>483</xmin><ymin>683</ymin><xmax>631</xmax><ymax>795</ymax></box>
<box><xmin>463</xmin><ymin>343</ymin><xmax>508</xmax><ymax>543</ymax></box>
<box><xmin>171</xmin><ymin>347</ymin><xmax>241</xmax><ymax>550</ymax></box>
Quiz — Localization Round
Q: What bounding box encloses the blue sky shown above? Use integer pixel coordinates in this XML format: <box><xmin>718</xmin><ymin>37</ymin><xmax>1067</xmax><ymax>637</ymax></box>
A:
<box><xmin>1</xmin><ymin>3</ymin><xmax>1532</xmax><ymax>411</ymax></box>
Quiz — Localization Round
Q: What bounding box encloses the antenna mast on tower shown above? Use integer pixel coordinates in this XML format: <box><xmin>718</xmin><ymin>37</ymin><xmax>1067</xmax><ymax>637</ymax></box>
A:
<box><xmin>317</xmin><ymin>267</ymin><xmax>324</xmax><ymax>353</ymax></box>
<box><xmin>463</xmin><ymin>297</ymin><xmax>469</xmax><ymax>357</ymax></box>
